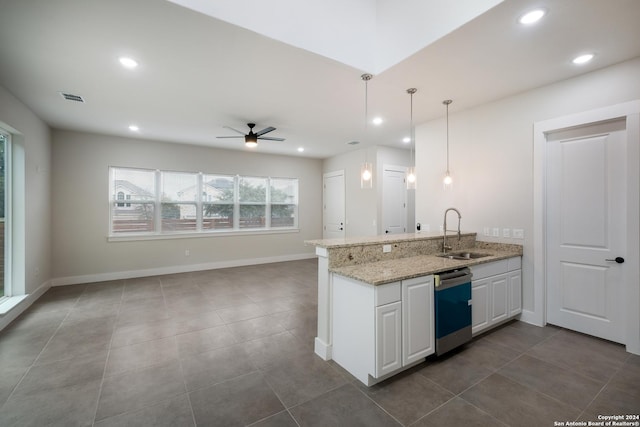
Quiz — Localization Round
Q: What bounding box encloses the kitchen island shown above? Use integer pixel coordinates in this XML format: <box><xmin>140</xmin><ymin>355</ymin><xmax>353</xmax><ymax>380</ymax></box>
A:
<box><xmin>305</xmin><ymin>233</ymin><xmax>523</xmax><ymax>383</ymax></box>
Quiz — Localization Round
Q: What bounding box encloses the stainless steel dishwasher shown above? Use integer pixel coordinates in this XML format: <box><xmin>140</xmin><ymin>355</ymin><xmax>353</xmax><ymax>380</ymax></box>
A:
<box><xmin>434</xmin><ymin>267</ymin><xmax>473</xmax><ymax>355</ymax></box>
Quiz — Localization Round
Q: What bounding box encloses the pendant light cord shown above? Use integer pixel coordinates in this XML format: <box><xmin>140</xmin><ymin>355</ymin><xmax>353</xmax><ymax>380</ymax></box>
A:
<box><xmin>443</xmin><ymin>99</ymin><xmax>452</xmax><ymax>174</ymax></box>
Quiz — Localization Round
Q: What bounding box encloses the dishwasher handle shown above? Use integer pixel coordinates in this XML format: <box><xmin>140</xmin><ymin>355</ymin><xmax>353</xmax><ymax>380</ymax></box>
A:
<box><xmin>435</xmin><ymin>273</ymin><xmax>473</xmax><ymax>290</ymax></box>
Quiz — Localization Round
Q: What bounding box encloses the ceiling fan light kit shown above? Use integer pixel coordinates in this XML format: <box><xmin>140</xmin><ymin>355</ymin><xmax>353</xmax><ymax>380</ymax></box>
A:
<box><xmin>216</xmin><ymin>122</ymin><xmax>284</xmax><ymax>148</ymax></box>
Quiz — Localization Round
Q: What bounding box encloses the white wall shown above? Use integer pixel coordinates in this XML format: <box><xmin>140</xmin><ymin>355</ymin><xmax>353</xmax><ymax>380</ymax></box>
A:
<box><xmin>415</xmin><ymin>56</ymin><xmax>640</xmax><ymax>317</ymax></box>
<box><xmin>51</xmin><ymin>130</ymin><xmax>323</xmax><ymax>283</ymax></box>
<box><xmin>0</xmin><ymin>85</ymin><xmax>51</xmax><ymax>295</ymax></box>
<box><xmin>323</xmin><ymin>145</ymin><xmax>411</xmax><ymax>237</ymax></box>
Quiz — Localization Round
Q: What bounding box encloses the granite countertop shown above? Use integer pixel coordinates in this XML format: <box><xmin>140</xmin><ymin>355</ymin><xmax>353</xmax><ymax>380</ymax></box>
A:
<box><xmin>305</xmin><ymin>232</ymin><xmax>466</xmax><ymax>249</ymax></box>
<box><xmin>330</xmin><ymin>246</ymin><xmax>522</xmax><ymax>286</ymax></box>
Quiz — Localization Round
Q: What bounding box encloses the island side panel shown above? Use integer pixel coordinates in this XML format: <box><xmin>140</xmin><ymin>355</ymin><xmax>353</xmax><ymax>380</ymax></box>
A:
<box><xmin>314</xmin><ymin>246</ymin><xmax>332</xmax><ymax>360</ymax></box>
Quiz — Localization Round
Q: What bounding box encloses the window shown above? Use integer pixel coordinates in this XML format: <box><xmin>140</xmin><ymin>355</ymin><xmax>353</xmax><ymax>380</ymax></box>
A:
<box><xmin>239</xmin><ymin>176</ymin><xmax>267</xmax><ymax>229</ymax></box>
<box><xmin>111</xmin><ymin>168</ymin><xmax>156</xmax><ymax>233</ymax></box>
<box><xmin>109</xmin><ymin>167</ymin><xmax>298</xmax><ymax>237</ymax></box>
<box><xmin>0</xmin><ymin>131</ymin><xmax>6</xmax><ymax>299</ymax></box>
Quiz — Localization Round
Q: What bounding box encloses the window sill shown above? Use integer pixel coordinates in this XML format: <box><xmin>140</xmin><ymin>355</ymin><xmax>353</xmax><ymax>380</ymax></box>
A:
<box><xmin>108</xmin><ymin>227</ymin><xmax>300</xmax><ymax>242</ymax></box>
<box><xmin>0</xmin><ymin>295</ymin><xmax>28</xmax><ymax>315</ymax></box>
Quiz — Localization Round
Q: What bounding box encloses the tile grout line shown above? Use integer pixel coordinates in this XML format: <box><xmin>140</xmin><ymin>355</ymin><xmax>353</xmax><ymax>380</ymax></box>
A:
<box><xmin>90</xmin><ymin>281</ymin><xmax>125</xmax><ymax>426</ymax></box>
<box><xmin>0</xmin><ymin>288</ymin><xmax>85</xmax><ymax>413</ymax></box>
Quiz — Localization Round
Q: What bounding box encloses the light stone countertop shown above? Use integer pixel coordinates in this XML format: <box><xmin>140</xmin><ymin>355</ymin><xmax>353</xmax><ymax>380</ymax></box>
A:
<box><xmin>330</xmin><ymin>246</ymin><xmax>522</xmax><ymax>286</ymax></box>
<box><xmin>305</xmin><ymin>232</ymin><xmax>463</xmax><ymax>249</ymax></box>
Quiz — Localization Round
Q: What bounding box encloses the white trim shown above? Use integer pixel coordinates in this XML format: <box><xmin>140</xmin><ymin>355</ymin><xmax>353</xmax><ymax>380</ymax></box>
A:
<box><xmin>0</xmin><ymin>280</ymin><xmax>51</xmax><ymax>331</ymax></box>
<box><xmin>533</xmin><ymin>100</ymin><xmax>640</xmax><ymax>354</ymax></box>
<box><xmin>51</xmin><ymin>252</ymin><xmax>316</xmax><ymax>286</ymax></box>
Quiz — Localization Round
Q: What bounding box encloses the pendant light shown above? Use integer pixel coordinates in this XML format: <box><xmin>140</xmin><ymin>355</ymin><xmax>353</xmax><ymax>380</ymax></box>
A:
<box><xmin>406</xmin><ymin>88</ymin><xmax>417</xmax><ymax>189</ymax></box>
<box><xmin>360</xmin><ymin>73</ymin><xmax>373</xmax><ymax>189</ymax></box>
<box><xmin>442</xmin><ymin>99</ymin><xmax>453</xmax><ymax>190</ymax></box>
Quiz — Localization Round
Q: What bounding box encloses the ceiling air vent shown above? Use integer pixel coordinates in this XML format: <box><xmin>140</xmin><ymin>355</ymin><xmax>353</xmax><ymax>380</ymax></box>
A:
<box><xmin>59</xmin><ymin>92</ymin><xmax>85</xmax><ymax>103</ymax></box>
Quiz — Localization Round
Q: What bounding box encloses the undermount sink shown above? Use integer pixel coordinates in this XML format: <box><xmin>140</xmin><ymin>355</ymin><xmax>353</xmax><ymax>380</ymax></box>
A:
<box><xmin>436</xmin><ymin>251</ymin><xmax>491</xmax><ymax>260</ymax></box>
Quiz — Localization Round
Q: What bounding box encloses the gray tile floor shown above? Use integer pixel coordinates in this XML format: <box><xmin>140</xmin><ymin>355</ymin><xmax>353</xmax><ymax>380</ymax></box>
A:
<box><xmin>0</xmin><ymin>258</ymin><xmax>638</xmax><ymax>426</ymax></box>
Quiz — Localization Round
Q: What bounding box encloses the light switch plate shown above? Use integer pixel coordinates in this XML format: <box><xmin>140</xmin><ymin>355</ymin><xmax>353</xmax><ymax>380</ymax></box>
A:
<box><xmin>513</xmin><ymin>228</ymin><xmax>524</xmax><ymax>239</ymax></box>
<box><xmin>503</xmin><ymin>228</ymin><xmax>511</xmax><ymax>238</ymax></box>
<box><xmin>483</xmin><ymin>227</ymin><xmax>490</xmax><ymax>236</ymax></box>
<box><xmin>492</xmin><ymin>228</ymin><xmax>500</xmax><ymax>237</ymax></box>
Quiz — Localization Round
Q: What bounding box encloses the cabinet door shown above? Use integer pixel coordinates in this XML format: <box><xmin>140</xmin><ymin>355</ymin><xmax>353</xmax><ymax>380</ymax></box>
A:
<box><xmin>472</xmin><ymin>278</ymin><xmax>490</xmax><ymax>335</ymax></box>
<box><xmin>375</xmin><ymin>301</ymin><xmax>402</xmax><ymax>377</ymax></box>
<box><xmin>490</xmin><ymin>274</ymin><xmax>509</xmax><ymax>324</ymax></box>
<box><xmin>402</xmin><ymin>277</ymin><xmax>434</xmax><ymax>366</ymax></box>
<box><xmin>509</xmin><ymin>270</ymin><xmax>522</xmax><ymax>316</ymax></box>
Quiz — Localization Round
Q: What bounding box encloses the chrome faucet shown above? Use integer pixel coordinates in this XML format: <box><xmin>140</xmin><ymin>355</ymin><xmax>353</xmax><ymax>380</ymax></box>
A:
<box><xmin>443</xmin><ymin>207</ymin><xmax>462</xmax><ymax>253</ymax></box>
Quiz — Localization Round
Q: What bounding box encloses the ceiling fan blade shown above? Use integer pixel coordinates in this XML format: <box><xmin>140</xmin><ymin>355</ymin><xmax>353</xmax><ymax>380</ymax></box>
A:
<box><xmin>216</xmin><ymin>136</ymin><xmax>243</xmax><ymax>139</ymax></box>
<box><xmin>223</xmin><ymin>126</ymin><xmax>246</xmax><ymax>135</ymax></box>
<box><xmin>257</xmin><ymin>136</ymin><xmax>285</xmax><ymax>141</ymax></box>
<box><xmin>255</xmin><ymin>126</ymin><xmax>276</xmax><ymax>136</ymax></box>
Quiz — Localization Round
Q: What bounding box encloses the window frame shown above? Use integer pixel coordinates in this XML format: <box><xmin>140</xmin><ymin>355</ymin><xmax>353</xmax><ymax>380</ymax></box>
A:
<box><xmin>108</xmin><ymin>167</ymin><xmax>299</xmax><ymax>240</ymax></box>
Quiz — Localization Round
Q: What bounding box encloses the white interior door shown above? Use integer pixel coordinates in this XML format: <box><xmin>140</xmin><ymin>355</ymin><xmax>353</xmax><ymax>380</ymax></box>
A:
<box><xmin>546</xmin><ymin>119</ymin><xmax>627</xmax><ymax>343</ymax></box>
<box><xmin>323</xmin><ymin>170</ymin><xmax>345</xmax><ymax>239</ymax></box>
<box><xmin>382</xmin><ymin>166</ymin><xmax>406</xmax><ymax>234</ymax></box>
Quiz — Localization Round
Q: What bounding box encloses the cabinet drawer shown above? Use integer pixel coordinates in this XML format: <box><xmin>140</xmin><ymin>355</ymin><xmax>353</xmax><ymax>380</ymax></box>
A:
<box><xmin>375</xmin><ymin>281</ymin><xmax>401</xmax><ymax>306</ymax></box>
<box><xmin>471</xmin><ymin>259</ymin><xmax>508</xmax><ymax>280</ymax></box>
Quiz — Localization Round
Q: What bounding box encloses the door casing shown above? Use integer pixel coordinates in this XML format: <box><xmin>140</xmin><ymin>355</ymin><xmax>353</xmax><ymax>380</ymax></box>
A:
<box><xmin>532</xmin><ymin>100</ymin><xmax>640</xmax><ymax>354</ymax></box>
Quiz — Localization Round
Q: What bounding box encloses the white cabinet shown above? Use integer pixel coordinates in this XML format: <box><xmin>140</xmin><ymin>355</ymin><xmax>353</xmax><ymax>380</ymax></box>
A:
<box><xmin>402</xmin><ymin>276</ymin><xmax>435</xmax><ymax>365</ymax></box>
<box><xmin>332</xmin><ymin>274</ymin><xmax>434</xmax><ymax>386</ymax></box>
<box><xmin>470</xmin><ymin>257</ymin><xmax>522</xmax><ymax>336</ymax></box>
<box><xmin>375</xmin><ymin>301</ymin><xmax>402</xmax><ymax>376</ymax></box>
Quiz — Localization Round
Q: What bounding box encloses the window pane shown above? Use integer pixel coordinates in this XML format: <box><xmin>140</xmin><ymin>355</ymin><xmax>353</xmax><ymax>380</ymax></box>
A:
<box><xmin>112</xmin><ymin>168</ymin><xmax>155</xmax><ymax>201</ymax></box>
<box><xmin>162</xmin><ymin>203</ymin><xmax>196</xmax><ymax>231</ymax></box>
<box><xmin>239</xmin><ymin>205</ymin><xmax>265</xmax><ymax>229</ymax></box>
<box><xmin>271</xmin><ymin>204</ymin><xmax>296</xmax><ymax>227</ymax></box>
<box><xmin>270</xmin><ymin>178</ymin><xmax>298</xmax><ymax>204</ymax></box>
<box><xmin>112</xmin><ymin>203</ymin><xmax>155</xmax><ymax>233</ymax></box>
<box><xmin>203</xmin><ymin>175</ymin><xmax>234</xmax><ymax>203</ymax></box>
<box><xmin>203</xmin><ymin>203</ymin><xmax>233</xmax><ymax>229</ymax></box>
<box><xmin>162</xmin><ymin>172</ymin><xmax>197</xmax><ymax>202</ymax></box>
<box><xmin>239</xmin><ymin>176</ymin><xmax>267</xmax><ymax>203</ymax></box>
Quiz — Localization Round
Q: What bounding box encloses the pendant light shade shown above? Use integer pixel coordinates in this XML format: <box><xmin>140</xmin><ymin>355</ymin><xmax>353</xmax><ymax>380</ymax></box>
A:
<box><xmin>360</xmin><ymin>73</ymin><xmax>374</xmax><ymax>189</ymax></box>
<box><xmin>406</xmin><ymin>88</ymin><xmax>417</xmax><ymax>189</ymax></box>
<box><xmin>443</xmin><ymin>99</ymin><xmax>453</xmax><ymax>190</ymax></box>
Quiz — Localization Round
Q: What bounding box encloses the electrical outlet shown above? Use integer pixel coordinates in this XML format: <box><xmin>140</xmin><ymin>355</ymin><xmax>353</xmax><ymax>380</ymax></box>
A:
<box><xmin>503</xmin><ymin>228</ymin><xmax>511</xmax><ymax>238</ymax></box>
<box><xmin>383</xmin><ymin>245</ymin><xmax>391</xmax><ymax>253</ymax></box>
<box><xmin>185</xmin><ymin>249</ymin><xmax>190</xmax><ymax>256</ymax></box>
<box><xmin>513</xmin><ymin>228</ymin><xmax>524</xmax><ymax>239</ymax></box>
<box><xmin>483</xmin><ymin>227</ymin><xmax>490</xmax><ymax>236</ymax></box>
<box><xmin>492</xmin><ymin>228</ymin><xmax>500</xmax><ymax>237</ymax></box>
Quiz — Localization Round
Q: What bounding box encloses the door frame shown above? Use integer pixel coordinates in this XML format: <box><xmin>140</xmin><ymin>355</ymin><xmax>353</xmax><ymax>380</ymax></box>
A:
<box><xmin>532</xmin><ymin>100</ymin><xmax>640</xmax><ymax>354</ymax></box>
<box><xmin>322</xmin><ymin>170</ymin><xmax>345</xmax><ymax>239</ymax></box>
<box><xmin>381</xmin><ymin>164</ymin><xmax>407</xmax><ymax>235</ymax></box>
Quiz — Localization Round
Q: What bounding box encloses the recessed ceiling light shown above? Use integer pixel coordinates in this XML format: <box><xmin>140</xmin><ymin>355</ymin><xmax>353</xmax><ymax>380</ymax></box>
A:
<box><xmin>519</xmin><ymin>9</ymin><xmax>546</xmax><ymax>25</ymax></box>
<box><xmin>402</xmin><ymin>137</ymin><xmax>411</xmax><ymax>143</ymax></box>
<box><xmin>372</xmin><ymin>117</ymin><xmax>383</xmax><ymax>126</ymax></box>
<box><xmin>119</xmin><ymin>57</ymin><xmax>138</xmax><ymax>69</ymax></box>
<box><xmin>297</xmin><ymin>147</ymin><xmax>304</xmax><ymax>153</ymax></box>
<box><xmin>128</xmin><ymin>124</ymin><xmax>139</xmax><ymax>131</ymax></box>
<box><xmin>572</xmin><ymin>53</ymin><xmax>595</xmax><ymax>65</ymax></box>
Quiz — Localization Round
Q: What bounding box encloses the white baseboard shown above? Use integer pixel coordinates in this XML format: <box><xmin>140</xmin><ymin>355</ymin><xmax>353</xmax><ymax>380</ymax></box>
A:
<box><xmin>0</xmin><ymin>279</ymin><xmax>52</xmax><ymax>331</ymax></box>
<box><xmin>51</xmin><ymin>253</ymin><xmax>317</xmax><ymax>286</ymax></box>
<box><xmin>518</xmin><ymin>309</ymin><xmax>544</xmax><ymax>327</ymax></box>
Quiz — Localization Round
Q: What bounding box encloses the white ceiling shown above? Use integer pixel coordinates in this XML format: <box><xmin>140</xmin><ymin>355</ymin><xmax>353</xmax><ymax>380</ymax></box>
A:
<box><xmin>1</xmin><ymin>0</ymin><xmax>639</xmax><ymax>159</ymax></box>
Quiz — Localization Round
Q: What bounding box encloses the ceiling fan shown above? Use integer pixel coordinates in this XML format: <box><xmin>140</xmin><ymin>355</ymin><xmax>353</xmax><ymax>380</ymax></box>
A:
<box><xmin>217</xmin><ymin>123</ymin><xmax>285</xmax><ymax>147</ymax></box>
